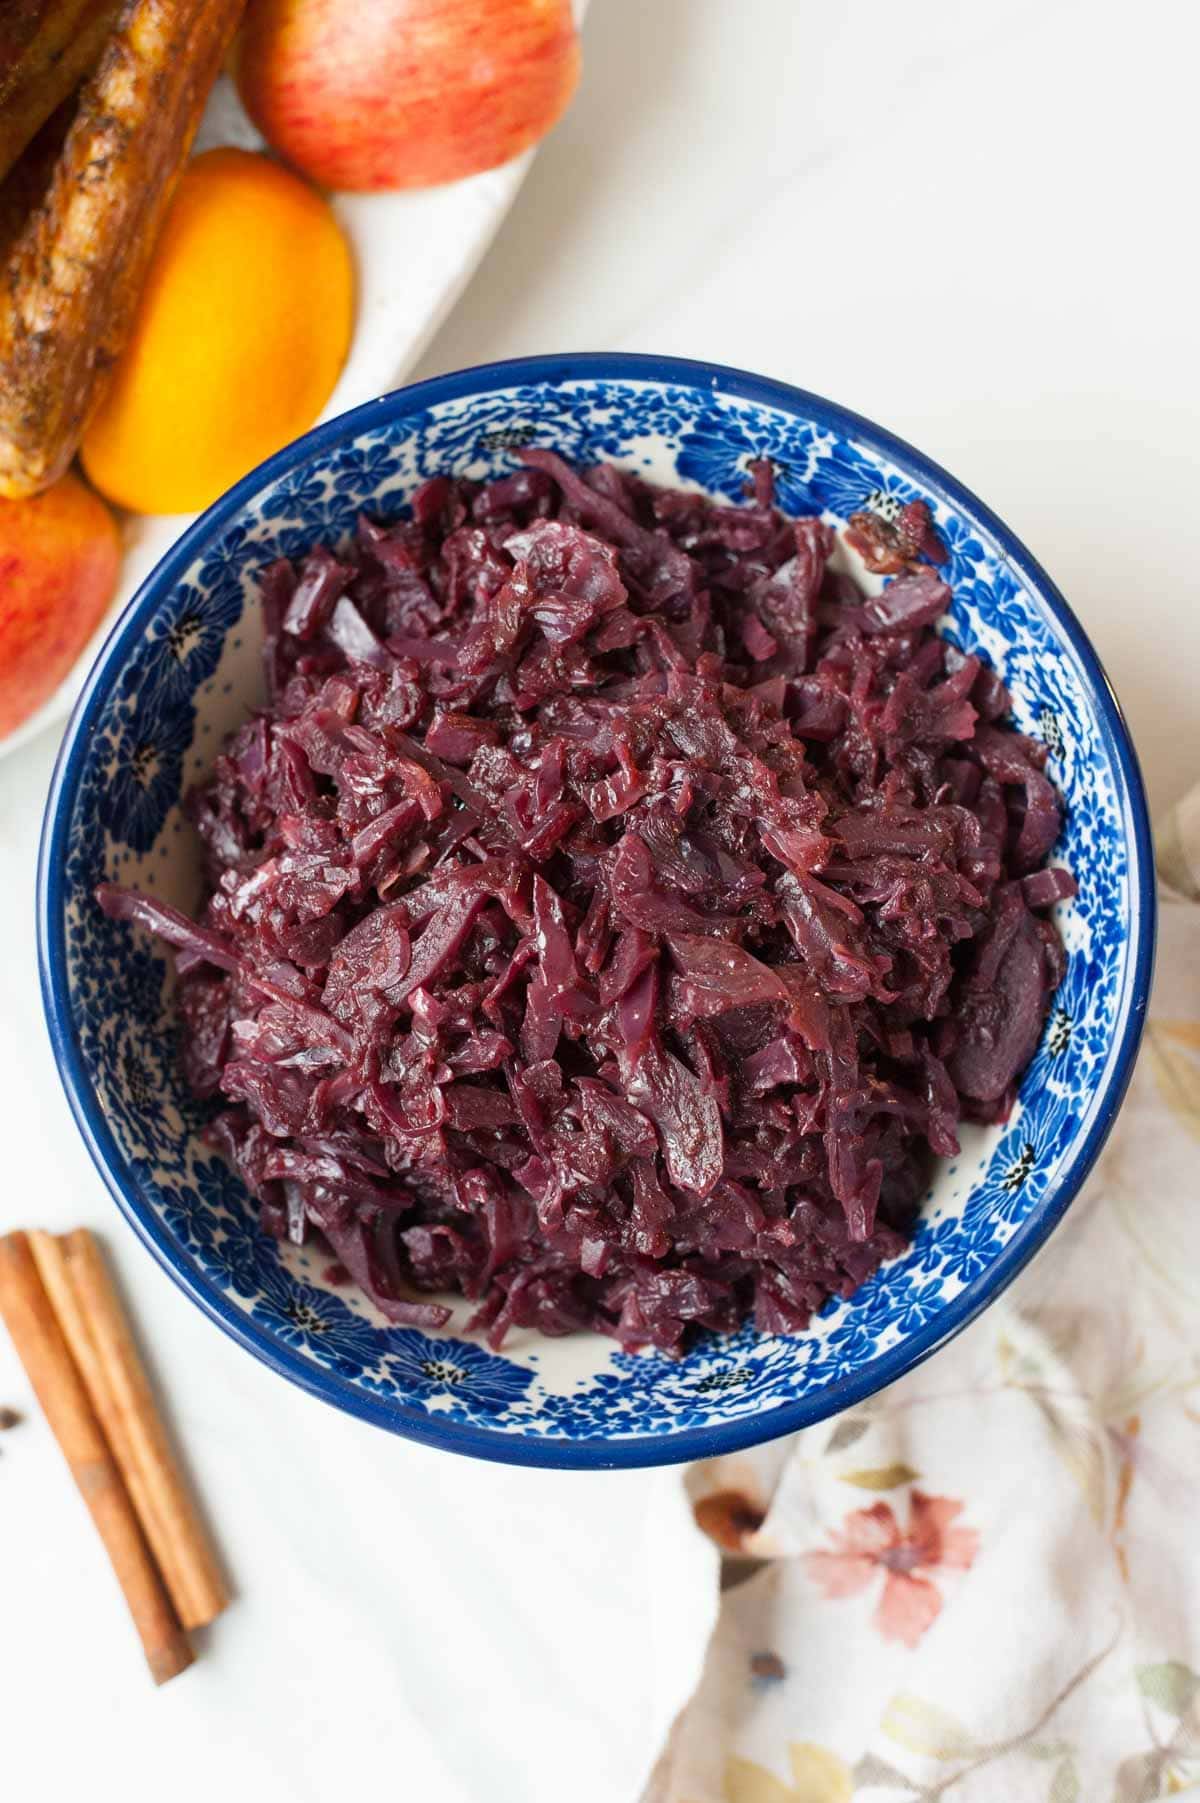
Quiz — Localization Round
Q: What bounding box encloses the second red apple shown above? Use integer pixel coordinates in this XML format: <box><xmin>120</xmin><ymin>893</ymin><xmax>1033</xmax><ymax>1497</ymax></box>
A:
<box><xmin>234</xmin><ymin>0</ymin><xmax>581</xmax><ymax>193</ymax></box>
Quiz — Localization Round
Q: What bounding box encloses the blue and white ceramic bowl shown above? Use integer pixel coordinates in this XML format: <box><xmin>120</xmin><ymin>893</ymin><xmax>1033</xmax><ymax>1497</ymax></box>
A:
<box><xmin>38</xmin><ymin>355</ymin><xmax>1154</xmax><ymax>1468</ymax></box>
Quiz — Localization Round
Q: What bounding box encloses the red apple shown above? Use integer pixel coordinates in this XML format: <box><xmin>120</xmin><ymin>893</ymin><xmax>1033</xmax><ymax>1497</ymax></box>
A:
<box><xmin>0</xmin><ymin>473</ymin><xmax>120</xmax><ymax>739</ymax></box>
<box><xmin>234</xmin><ymin>0</ymin><xmax>581</xmax><ymax>193</ymax></box>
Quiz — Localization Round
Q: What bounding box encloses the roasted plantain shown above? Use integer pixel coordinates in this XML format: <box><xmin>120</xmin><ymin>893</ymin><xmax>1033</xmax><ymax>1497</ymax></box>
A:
<box><xmin>0</xmin><ymin>1</ymin><xmax>122</xmax><ymax>185</ymax></box>
<box><xmin>0</xmin><ymin>0</ymin><xmax>246</xmax><ymax>498</ymax></box>
<box><xmin>0</xmin><ymin>97</ymin><xmax>77</xmax><ymax>267</ymax></box>
<box><xmin>0</xmin><ymin>0</ymin><xmax>122</xmax><ymax>183</ymax></box>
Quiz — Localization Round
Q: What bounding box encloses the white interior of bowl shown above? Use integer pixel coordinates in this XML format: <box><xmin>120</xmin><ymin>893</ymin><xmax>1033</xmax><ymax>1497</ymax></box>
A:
<box><xmin>55</xmin><ymin>372</ymin><xmax>1135</xmax><ymax>1456</ymax></box>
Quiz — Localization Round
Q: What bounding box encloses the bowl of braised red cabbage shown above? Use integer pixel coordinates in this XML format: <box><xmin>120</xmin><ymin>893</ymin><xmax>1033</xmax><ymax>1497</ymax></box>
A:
<box><xmin>39</xmin><ymin>355</ymin><xmax>1153</xmax><ymax>1467</ymax></box>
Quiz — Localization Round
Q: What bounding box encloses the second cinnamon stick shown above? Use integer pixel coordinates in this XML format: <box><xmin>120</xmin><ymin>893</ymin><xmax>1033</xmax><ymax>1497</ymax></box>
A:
<box><xmin>30</xmin><ymin>1229</ymin><xmax>228</xmax><ymax>1632</ymax></box>
<box><xmin>0</xmin><ymin>1232</ymin><xmax>192</xmax><ymax>1685</ymax></box>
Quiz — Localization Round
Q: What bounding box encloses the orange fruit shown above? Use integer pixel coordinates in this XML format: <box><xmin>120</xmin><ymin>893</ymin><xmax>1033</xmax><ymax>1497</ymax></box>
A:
<box><xmin>82</xmin><ymin>148</ymin><xmax>355</xmax><ymax>516</ymax></box>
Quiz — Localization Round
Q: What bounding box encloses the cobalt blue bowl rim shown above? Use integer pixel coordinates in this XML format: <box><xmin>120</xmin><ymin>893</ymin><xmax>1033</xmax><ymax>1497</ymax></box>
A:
<box><xmin>37</xmin><ymin>352</ymin><xmax>1156</xmax><ymax>1470</ymax></box>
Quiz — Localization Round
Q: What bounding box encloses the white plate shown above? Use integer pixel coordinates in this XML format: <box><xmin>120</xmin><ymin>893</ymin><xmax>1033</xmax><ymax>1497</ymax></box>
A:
<box><xmin>3</xmin><ymin>34</ymin><xmax>579</xmax><ymax>760</ymax></box>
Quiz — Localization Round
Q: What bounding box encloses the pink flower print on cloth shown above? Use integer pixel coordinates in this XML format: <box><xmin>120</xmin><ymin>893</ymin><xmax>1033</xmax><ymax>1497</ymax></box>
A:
<box><xmin>803</xmin><ymin>1490</ymin><xmax>979</xmax><ymax>1648</ymax></box>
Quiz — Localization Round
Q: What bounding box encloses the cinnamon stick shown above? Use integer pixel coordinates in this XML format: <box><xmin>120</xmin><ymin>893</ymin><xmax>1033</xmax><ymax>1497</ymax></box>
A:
<box><xmin>0</xmin><ymin>1232</ymin><xmax>193</xmax><ymax>1685</ymax></box>
<box><xmin>30</xmin><ymin>1230</ymin><xmax>228</xmax><ymax>1632</ymax></box>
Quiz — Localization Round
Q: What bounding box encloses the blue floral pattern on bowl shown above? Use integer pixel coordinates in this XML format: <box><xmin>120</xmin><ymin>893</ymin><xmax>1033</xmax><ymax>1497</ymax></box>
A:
<box><xmin>38</xmin><ymin>355</ymin><xmax>1154</xmax><ymax>1468</ymax></box>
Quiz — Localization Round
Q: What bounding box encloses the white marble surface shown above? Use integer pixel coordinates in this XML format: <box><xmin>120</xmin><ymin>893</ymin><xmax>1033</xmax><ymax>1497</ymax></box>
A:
<box><xmin>2</xmin><ymin>1</ymin><xmax>1197</xmax><ymax>1796</ymax></box>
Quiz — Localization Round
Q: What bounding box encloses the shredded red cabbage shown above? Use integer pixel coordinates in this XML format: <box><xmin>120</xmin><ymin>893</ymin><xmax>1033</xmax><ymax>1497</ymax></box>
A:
<box><xmin>97</xmin><ymin>453</ymin><xmax>1072</xmax><ymax>1352</ymax></box>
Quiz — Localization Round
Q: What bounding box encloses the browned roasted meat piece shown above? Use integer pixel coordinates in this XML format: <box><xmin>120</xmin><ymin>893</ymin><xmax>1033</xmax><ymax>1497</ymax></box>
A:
<box><xmin>0</xmin><ymin>0</ymin><xmax>245</xmax><ymax>499</ymax></box>
<box><xmin>0</xmin><ymin>1</ymin><xmax>121</xmax><ymax>185</ymax></box>
<box><xmin>0</xmin><ymin>100</ymin><xmax>76</xmax><ymax>267</ymax></box>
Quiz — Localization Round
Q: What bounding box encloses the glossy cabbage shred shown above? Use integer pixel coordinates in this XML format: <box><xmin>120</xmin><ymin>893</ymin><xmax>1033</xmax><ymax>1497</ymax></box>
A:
<box><xmin>97</xmin><ymin>453</ymin><xmax>1073</xmax><ymax>1352</ymax></box>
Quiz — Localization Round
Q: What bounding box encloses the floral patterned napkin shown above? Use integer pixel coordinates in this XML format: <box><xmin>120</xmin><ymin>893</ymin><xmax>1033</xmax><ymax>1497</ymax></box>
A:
<box><xmin>645</xmin><ymin>784</ymin><xmax>1200</xmax><ymax>1803</ymax></box>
